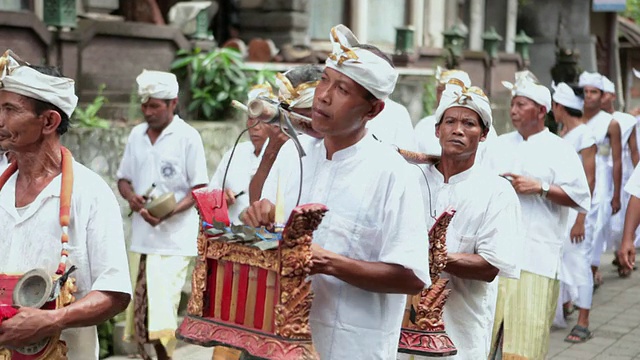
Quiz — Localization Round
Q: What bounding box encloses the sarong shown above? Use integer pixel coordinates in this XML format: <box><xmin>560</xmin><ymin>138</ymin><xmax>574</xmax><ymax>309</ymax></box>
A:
<box><xmin>490</xmin><ymin>271</ymin><xmax>560</xmax><ymax>360</ymax></box>
<box><xmin>123</xmin><ymin>252</ymin><xmax>190</xmax><ymax>359</ymax></box>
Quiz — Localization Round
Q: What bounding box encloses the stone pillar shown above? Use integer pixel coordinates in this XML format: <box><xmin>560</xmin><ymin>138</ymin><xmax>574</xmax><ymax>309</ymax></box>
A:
<box><xmin>505</xmin><ymin>0</ymin><xmax>517</xmax><ymax>53</ymax></box>
<box><xmin>410</xmin><ymin>0</ymin><xmax>425</xmax><ymax>47</ymax></box>
<box><xmin>237</xmin><ymin>0</ymin><xmax>310</xmax><ymax>47</ymax></box>
<box><xmin>517</xmin><ymin>0</ymin><xmax>596</xmax><ymax>87</ymax></box>
<box><xmin>469</xmin><ymin>0</ymin><xmax>485</xmax><ymax>51</ymax></box>
<box><xmin>423</xmin><ymin>0</ymin><xmax>446</xmax><ymax>47</ymax></box>
<box><xmin>351</xmin><ymin>0</ymin><xmax>368</xmax><ymax>43</ymax></box>
<box><xmin>444</xmin><ymin>0</ymin><xmax>458</xmax><ymax>30</ymax></box>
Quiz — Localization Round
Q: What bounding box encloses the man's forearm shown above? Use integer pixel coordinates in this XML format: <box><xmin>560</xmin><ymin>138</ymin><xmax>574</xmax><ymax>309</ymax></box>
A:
<box><xmin>117</xmin><ymin>179</ymin><xmax>135</xmax><ymax>201</ymax></box>
<box><xmin>323</xmin><ymin>254</ymin><xmax>424</xmax><ymax>295</ymax></box>
<box><xmin>613</xmin><ymin>159</ymin><xmax>622</xmax><ymax>200</ymax></box>
<box><xmin>546</xmin><ymin>184</ymin><xmax>580</xmax><ymax>208</ymax></box>
<box><xmin>53</xmin><ymin>290</ymin><xmax>130</xmax><ymax>330</ymax></box>
<box><xmin>249</xmin><ymin>150</ymin><xmax>279</xmax><ymax>204</ymax></box>
<box><xmin>171</xmin><ymin>185</ymin><xmax>206</xmax><ymax>215</ymax></box>
<box><xmin>445</xmin><ymin>253</ymin><xmax>499</xmax><ymax>282</ymax></box>
<box><xmin>622</xmin><ymin>196</ymin><xmax>640</xmax><ymax>247</ymax></box>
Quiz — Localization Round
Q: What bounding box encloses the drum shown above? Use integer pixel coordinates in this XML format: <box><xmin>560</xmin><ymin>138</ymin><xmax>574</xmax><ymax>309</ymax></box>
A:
<box><xmin>0</xmin><ymin>269</ymin><xmax>77</xmax><ymax>360</ymax></box>
<box><xmin>176</xmin><ymin>188</ymin><xmax>326</xmax><ymax>360</ymax></box>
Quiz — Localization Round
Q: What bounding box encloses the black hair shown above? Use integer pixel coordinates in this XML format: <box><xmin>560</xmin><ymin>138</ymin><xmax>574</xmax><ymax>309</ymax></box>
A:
<box><xmin>561</xmin><ymin>104</ymin><xmax>583</xmax><ymax>118</ymax></box>
<box><xmin>285</xmin><ymin>65</ymin><xmax>323</xmax><ymax>87</ymax></box>
<box><xmin>27</xmin><ymin>64</ymin><xmax>71</xmax><ymax>135</ymax></box>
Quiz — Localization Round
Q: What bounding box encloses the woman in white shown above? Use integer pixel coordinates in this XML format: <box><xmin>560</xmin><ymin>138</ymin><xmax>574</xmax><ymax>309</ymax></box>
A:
<box><xmin>552</xmin><ymin>82</ymin><xmax>597</xmax><ymax>343</ymax></box>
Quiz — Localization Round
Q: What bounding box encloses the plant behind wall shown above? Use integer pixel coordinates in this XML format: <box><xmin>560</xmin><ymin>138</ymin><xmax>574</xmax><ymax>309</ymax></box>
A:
<box><xmin>171</xmin><ymin>47</ymin><xmax>275</xmax><ymax>121</ymax></box>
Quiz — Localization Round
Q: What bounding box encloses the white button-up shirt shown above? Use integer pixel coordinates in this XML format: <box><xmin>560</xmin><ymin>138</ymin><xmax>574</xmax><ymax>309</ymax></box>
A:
<box><xmin>262</xmin><ymin>134</ymin><xmax>431</xmax><ymax>360</ymax></box>
<box><xmin>208</xmin><ymin>141</ymin><xmax>262</xmax><ymax>223</ymax></box>
<box><xmin>585</xmin><ymin>111</ymin><xmax>613</xmax><ymax>203</ymax></box>
<box><xmin>485</xmin><ymin>129</ymin><xmax>590</xmax><ymax>278</ymax></box>
<box><xmin>418</xmin><ymin>163</ymin><xmax>521</xmax><ymax>360</ymax></box>
<box><xmin>366</xmin><ymin>99</ymin><xmax>417</xmax><ymax>151</ymax></box>
<box><xmin>117</xmin><ymin>115</ymin><xmax>208</xmax><ymax>256</ymax></box>
<box><xmin>0</xmin><ymin>160</ymin><xmax>132</xmax><ymax>360</ymax></box>
<box><xmin>624</xmin><ymin>165</ymin><xmax>640</xmax><ymax>198</ymax></box>
<box><xmin>0</xmin><ymin>152</ymin><xmax>8</xmax><ymax>168</ymax></box>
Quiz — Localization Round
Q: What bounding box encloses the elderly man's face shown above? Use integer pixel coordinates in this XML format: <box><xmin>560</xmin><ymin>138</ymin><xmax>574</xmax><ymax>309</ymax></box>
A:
<box><xmin>141</xmin><ymin>98</ymin><xmax>176</xmax><ymax>130</ymax></box>
<box><xmin>311</xmin><ymin>68</ymin><xmax>381</xmax><ymax>138</ymax></box>
<box><xmin>510</xmin><ymin>96</ymin><xmax>544</xmax><ymax>135</ymax></box>
<box><xmin>0</xmin><ymin>91</ymin><xmax>46</xmax><ymax>151</ymax></box>
<box><xmin>436</xmin><ymin>106</ymin><xmax>486</xmax><ymax>158</ymax></box>
<box><xmin>582</xmin><ymin>86</ymin><xmax>603</xmax><ymax>111</ymax></box>
<box><xmin>246</xmin><ymin>117</ymin><xmax>268</xmax><ymax>151</ymax></box>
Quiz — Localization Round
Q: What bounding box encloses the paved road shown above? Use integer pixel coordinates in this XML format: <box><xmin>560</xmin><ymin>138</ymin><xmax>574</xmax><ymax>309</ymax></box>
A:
<box><xmin>107</xmin><ymin>253</ymin><xmax>640</xmax><ymax>360</ymax></box>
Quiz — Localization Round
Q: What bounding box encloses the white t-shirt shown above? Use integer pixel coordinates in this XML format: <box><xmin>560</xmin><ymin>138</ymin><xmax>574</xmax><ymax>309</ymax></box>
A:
<box><xmin>484</xmin><ymin>129</ymin><xmax>591</xmax><ymax>278</ymax></box>
<box><xmin>0</xmin><ymin>152</ymin><xmax>8</xmax><ymax>168</ymax></box>
<box><xmin>366</xmin><ymin>98</ymin><xmax>417</xmax><ymax>151</ymax></box>
<box><xmin>0</xmin><ymin>160</ymin><xmax>132</xmax><ymax>360</ymax></box>
<box><xmin>624</xmin><ymin>165</ymin><xmax>640</xmax><ymax>198</ymax></box>
<box><xmin>585</xmin><ymin>110</ymin><xmax>614</xmax><ymax>203</ymax></box>
<box><xmin>262</xmin><ymin>134</ymin><xmax>431</xmax><ymax>360</ymax></box>
<box><xmin>116</xmin><ymin>116</ymin><xmax>209</xmax><ymax>256</ymax></box>
<box><xmin>418</xmin><ymin>163</ymin><xmax>521</xmax><ymax>360</ymax></box>
<box><xmin>208</xmin><ymin>141</ymin><xmax>263</xmax><ymax>223</ymax></box>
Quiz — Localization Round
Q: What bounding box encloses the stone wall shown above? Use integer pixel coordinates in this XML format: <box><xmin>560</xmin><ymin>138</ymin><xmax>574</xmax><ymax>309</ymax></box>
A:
<box><xmin>61</xmin><ymin>119</ymin><xmax>245</xmax><ymax>244</ymax></box>
<box><xmin>237</xmin><ymin>0</ymin><xmax>310</xmax><ymax>47</ymax></box>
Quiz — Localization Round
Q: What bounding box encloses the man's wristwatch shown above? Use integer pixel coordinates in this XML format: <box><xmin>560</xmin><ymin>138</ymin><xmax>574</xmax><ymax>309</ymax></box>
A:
<box><xmin>540</xmin><ymin>181</ymin><xmax>550</xmax><ymax>198</ymax></box>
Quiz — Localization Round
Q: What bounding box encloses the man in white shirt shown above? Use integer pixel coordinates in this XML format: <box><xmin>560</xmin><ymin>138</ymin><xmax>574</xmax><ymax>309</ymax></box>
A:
<box><xmin>600</xmin><ymin>76</ymin><xmax>640</xmax><ymax>275</ymax></box>
<box><xmin>579</xmin><ymin>72</ymin><xmax>622</xmax><ymax>286</ymax></box>
<box><xmin>0</xmin><ymin>50</ymin><xmax>131</xmax><ymax>359</ymax></box>
<box><xmin>367</xmin><ymin>97</ymin><xmax>417</xmax><ymax>150</ymax></box>
<box><xmin>0</xmin><ymin>149</ymin><xmax>10</xmax><ymax>168</ymax></box>
<box><xmin>414</xmin><ymin>81</ymin><xmax>521</xmax><ymax>359</ymax></box>
<box><xmin>242</xmin><ymin>25</ymin><xmax>431</xmax><ymax>359</ymax></box>
<box><xmin>486</xmin><ymin>75</ymin><xmax>591</xmax><ymax>360</ymax></box>
<box><xmin>117</xmin><ymin>70</ymin><xmax>208</xmax><ymax>360</ymax></box>
<box><xmin>618</xmin><ymin>165</ymin><xmax>640</xmax><ymax>274</ymax></box>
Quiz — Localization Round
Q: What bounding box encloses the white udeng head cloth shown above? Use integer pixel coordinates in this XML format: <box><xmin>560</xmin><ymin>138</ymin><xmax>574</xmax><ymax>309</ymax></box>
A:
<box><xmin>435</xmin><ymin>66</ymin><xmax>471</xmax><ymax>87</ymax></box>
<box><xmin>552</xmin><ymin>82</ymin><xmax>584</xmax><ymax>111</ymax></box>
<box><xmin>502</xmin><ymin>71</ymin><xmax>552</xmax><ymax>113</ymax></box>
<box><xmin>434</xmin><ymin>79</ymin><xmax>493</xmax><ymax>129</ymax></box>
<box><xmin>325</xmin><ymin>24</ymin><xmax>398</xmax><ymax>100</ymax></box>
<box><xmin>136</xmin><ymin>69</ymin><xmax>179</xmax><ymax>103</ymax></box>
<box><xmin>0</xmin><ymin>50</ymin><xmax>78</xmax><ymax>118</ymax></box>
<box><xmin>578</xmin><ymin>71</ymin><xmax>604</xmax><ymax>91</ymax></box>
<box><xmin>275</xmin><ymin>72</ymin><xmax>317</xmax><ymax>109</ymax></box>
<box><xmin>601</xmin><ymin>76</ymin><xmax>615</xmax><ymax>94</ymax></box>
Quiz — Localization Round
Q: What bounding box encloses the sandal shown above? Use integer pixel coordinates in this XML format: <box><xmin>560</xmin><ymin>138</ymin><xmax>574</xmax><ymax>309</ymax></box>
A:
<box><xmin>563</xmin><ymin>303</ymin><xmax>575</xmax><ymax>318</ymax></box>
<box><xmin>564</xmin><ymin>325</ymin><xmax>593</xmax><ymax>343</ymax></box>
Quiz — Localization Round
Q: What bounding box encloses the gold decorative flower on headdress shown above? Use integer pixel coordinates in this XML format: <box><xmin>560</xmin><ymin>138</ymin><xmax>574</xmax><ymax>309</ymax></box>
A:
<box><xmin>275</xmin><ymin>72</ymin><xmax>319</xmax><ymax>105</ymax></box>
<box><xmin>327</xmin><ymin>26</ymin><xmax>360</xmax><ymax>66</ymax></box>
<box><xmin>447</xmin><ymin>78</ymin><xmax>487</xmax><ymax>105</ymax></box>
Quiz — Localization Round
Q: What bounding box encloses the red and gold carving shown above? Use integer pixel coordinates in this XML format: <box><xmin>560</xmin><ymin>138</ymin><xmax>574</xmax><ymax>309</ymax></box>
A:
<box><xmin>399</xmin><ymin>209</ymin><xmax>457</xmax><ymax>356</ymax></box>
<box><xmin>206</xmin><ymin>241</ymin><xmax>279</xmax><ymax>272</ymax></box>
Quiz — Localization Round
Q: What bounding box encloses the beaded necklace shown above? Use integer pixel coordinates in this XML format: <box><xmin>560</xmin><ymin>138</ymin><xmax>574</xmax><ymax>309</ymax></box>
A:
<box><xmin>0</xmin><ymin>146</ymin><xmax>73</xmax><ymax>275</ymax></box>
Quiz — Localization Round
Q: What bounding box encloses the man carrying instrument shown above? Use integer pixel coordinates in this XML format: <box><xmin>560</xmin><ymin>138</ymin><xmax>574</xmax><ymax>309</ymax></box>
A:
<box><xmin>407</xmin><ymin>80</ymin><xmax>521</xmax><ymax>359</ymax></box>
<box><xmin>0</xmin><ymin>50</ymin><xmax>131</xmax><ymax>359</ymax></box>
<box><xmin>117</xmin><ymin>70</ymin><xmax>208</xmax><ymax>360</ymax></box>
<box><xmin>242</xmin><ymin>24</ymin><xmax>431</xmax><ymax>359</ymax></box>
<box><xmin>486</xmin><ymin>74</ymin><xmax>590</xmax><ymax>360</ymax></box>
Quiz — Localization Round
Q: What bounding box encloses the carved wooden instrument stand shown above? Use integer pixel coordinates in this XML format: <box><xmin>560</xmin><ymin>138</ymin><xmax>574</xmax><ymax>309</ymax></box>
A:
<box><xmin>398</xmin><ymin>209</ymin><xmax>458</xmax><ymax>357</ymax></box>
<box><xmin>177</xmin><ymin>189</ymin><xmax>326</xmax><ymax>360</ymax></box>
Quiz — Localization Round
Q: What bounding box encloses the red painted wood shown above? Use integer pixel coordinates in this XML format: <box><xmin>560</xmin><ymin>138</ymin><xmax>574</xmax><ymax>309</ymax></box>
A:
<box><xmin>234</xmin><ymin>264</ymin><xmax>249</xmax><ymax>325</ymax></box>
<box><xmin>205</xmin><ymin>259</ymin><xmax>218</xmax><ymax>318</ymax></box>
<box><xmin>253</xmin><ymin>268</ymin><xmax>268</xmax><ymax>329</ymax></box>
<box><xmin>220</xmin><ymin>261</ymin><xmax>234</xmax><ymax>321</ymax></box>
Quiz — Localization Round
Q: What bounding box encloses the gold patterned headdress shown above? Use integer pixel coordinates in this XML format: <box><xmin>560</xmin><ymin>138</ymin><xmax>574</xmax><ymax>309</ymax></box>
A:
<box><xmin>434</xmin><ymin>79</ymin><xmax>493</xmax><ymax>128</ymax></box>
<box><xmin>325</xmin><ymin>24</ymin><xmax>397</xmax><ymax>100</ymax></box>
<box><xmin>275</xmin><ymin>72</ymin><xmax>318</xmax><ymax>109</ymax></box>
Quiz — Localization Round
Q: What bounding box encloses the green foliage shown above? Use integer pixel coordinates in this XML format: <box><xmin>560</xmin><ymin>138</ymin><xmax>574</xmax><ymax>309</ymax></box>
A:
<box><xmin>171</xmin><ymin>47</ymin><xmax>276</xmax><ymax>120</ymax></box>
<box><xmin>422</xmin><ymin>76</ymin><xmax>437</xmax><ymax>117</ymax></box>
<box><xmin>97</xmin><ymin>318</ymin><xmax>115</xmax><ymax>359</ymax></box>
<box><xmin>72</xmin><ymin>84</ymin><xmax>110</xmax><ymax>129</ymax></box>
<box><xmin>624</xmin><ymin>0</ymin><xmax>640</xmax><ymax>23</ymax></box>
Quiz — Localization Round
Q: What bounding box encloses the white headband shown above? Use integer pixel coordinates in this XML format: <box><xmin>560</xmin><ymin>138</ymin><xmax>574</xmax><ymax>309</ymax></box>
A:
<box><xmin>602</xmin><ymin>76</ymin><xmax>615</xmax><ymax>94</ymax></box>
<box><xmin>503</xmin><ymin>72</ymin><xmax>551</xmax><ymax>113</ymax></box>
<box><xmin>552</xmin><ymin>82</ymin><xmax>583</xmax><ymax>111</ymax></box>
<box><xmin>136</xmin><ymin>69</ymin><xmax>179</xmax><ymax>103</ymax></box>
<box><xmin>325</xmin><ymin>24</ymin><xmax>398</xmax><ymax>100</ymax></box>
<box><xmin>578</xmin><ymin>71</ymin><xmax>604</xmax><ymax>91</ymax></box>
<box><xmin>0</xmin><ymin>50</ymin><xmax>78</xmax><ymax>118</ymax></box>
<box><xmin>435</xmin><ymin>66</ymin><xmax>471</xmax><ymax>87</ymax></box>
<box><xmin>434</xmin><ymin>80</ymin><xmax>492</xmax><ymax>128</ymax></box>
<box><xmin>275</xmin><ymin>72</ymin><xmax>317</xmax><ymax>109</ymax></box>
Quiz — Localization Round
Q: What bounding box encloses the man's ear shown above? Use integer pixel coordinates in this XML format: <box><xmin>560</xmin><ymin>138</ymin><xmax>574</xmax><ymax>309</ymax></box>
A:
<box><xmin>479</xmin><ymin>126</ymin><xmax>489</xmax><ymax>142</ymax></box>
<box><xmin>41</xmin><ymin>110</ymin><xmax>62</xmax><ymax>135</ymax></box>
<box><xmin>363</xmin><ymin>99</ymin><xmax>385</xmax><ymax>122</ymax></box>
<box><xmin>435</xmin><ymin>122</ymin><xmax>441</xmax><ymax>139</ymax></box>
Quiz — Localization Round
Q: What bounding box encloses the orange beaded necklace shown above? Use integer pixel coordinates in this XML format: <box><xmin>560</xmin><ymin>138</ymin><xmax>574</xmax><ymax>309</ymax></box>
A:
<box><xmin>0</xmin><ymin>146</ymin><xmax>73</xmax><ymax>276</ymax></box>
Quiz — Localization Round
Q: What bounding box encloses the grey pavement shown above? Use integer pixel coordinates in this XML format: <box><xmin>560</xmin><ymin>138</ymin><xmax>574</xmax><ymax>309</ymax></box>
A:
<box><xmin>106</xmin><ymin>253</ymin><xmax>640</xmax><ymax>360</ymax></box>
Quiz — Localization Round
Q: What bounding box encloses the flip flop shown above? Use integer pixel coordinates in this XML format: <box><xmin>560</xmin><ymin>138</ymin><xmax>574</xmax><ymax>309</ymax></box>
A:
<box><xmin>564</xmin><ymin>325</ymin><xmax>593</xmax><ymax>343</ymax></box>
